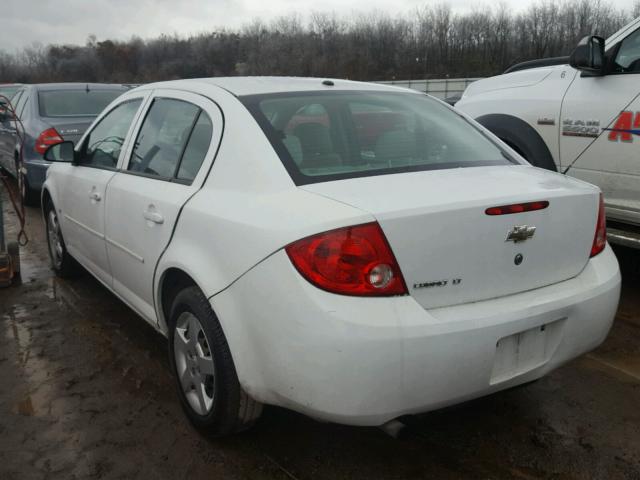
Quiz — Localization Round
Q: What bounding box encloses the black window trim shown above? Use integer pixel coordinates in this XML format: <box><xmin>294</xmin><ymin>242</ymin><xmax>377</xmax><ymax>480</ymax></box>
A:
<box><xmin>122</xmin><ymin>96</ymin><xmax>207</xmax><ymax>186</ymax></box>
<box><xmin>173</xmin><ymin>109</ymin><xmax>205</xmax><ymax>182</ymax></box>
<box><xmin>240</xmin><ymin>90</ymin><xmax>517</xmax><ymax>186</ymax></box>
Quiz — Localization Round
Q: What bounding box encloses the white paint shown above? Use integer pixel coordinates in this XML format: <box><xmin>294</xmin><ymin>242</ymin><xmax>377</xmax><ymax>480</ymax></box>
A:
<box><xmin>457</xmin><ymin>17</ymin><xmax>640</xmax><ymax>230</ymax></box>
<box><xmin>44</xmin><ymin>76</ymin><xmax>621</xmax><ymax>426</ymax></box>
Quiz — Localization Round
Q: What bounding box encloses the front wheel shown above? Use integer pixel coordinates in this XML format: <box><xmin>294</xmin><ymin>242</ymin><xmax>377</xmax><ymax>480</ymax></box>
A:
<box><xmin>45</xmin><ymin>203</ymin><xmax>79</xmax><ymax>277</ymax></box>
<box><xmin>168</xmin><ymin>286</ymin><xmax>262</xmax><ymax>436</ymax></box>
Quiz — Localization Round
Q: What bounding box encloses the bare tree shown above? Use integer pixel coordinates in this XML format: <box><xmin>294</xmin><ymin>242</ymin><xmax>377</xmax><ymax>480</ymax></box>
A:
<box><xmin>0</xmin><ymin>0</ymin><xmax>635</xmax><ymax>83</ymax></box>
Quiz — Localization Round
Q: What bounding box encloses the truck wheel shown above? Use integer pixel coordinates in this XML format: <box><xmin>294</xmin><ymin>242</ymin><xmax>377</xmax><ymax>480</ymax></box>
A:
<box><xmin>476</xmin><ymin>114</ymin><xmax>557</xmax><ymax>171</ymax></box>
<box><xmin>168</xmin><ymin>286</ymin><xmax>262</xmax><ymax>436</ymax></box>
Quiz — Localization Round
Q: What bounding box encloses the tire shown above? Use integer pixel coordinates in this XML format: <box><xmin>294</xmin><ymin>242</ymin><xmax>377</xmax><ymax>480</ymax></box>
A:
<box><xmin>17</xmin><ymin>159</ymin><xmax>38</xmax><ymax>207</ymax></box>
<box><xmin>44</xmin><ymin>202</ymin><xmax>79</xmax><ymax>278</ymax></box>
<box><xmin>168</xmin><ymin>286</ymin><xmax>262</xmax><ymax>436</ymax></box>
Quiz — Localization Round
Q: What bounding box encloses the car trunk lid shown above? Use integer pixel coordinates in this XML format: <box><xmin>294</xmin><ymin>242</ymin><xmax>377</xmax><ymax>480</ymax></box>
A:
<box><xmin>301</xmin><ymin>165</ymin><xmax>599</xmax><ymax>309</ymax></box>
<box><xmin>46</xmin><ymin>117</ymin><xmax>95</xmax><ymax>144</ymax></box>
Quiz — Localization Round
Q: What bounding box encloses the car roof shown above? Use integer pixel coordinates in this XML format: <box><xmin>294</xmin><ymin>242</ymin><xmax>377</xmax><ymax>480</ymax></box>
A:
<box><xmin>134</xmin><ymin>76</ymin><xmax>415</xmax><ymax>97</ymax></box>
<box><xmin>29</xmin><ymin>83</ymin><xmax>129</xmax><ymax>91</ymax></box>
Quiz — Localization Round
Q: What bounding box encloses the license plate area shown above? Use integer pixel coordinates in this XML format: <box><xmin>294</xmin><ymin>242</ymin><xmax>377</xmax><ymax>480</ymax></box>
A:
<box><xmin>490</xmin><ymin>319</ymin><xmax>565</xmax><ymax>385</ymax></box>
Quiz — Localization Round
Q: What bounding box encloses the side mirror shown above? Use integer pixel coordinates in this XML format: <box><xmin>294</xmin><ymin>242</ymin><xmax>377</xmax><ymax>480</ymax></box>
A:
<box><xmin>44</xmin><ymin>141</ymin><xmax>75</xmax><ymax>162</ymax></box>
<box><xmin>570</xmin><ymin>35</ymin><xmax>606</xmax><ymax>76</ymax></box>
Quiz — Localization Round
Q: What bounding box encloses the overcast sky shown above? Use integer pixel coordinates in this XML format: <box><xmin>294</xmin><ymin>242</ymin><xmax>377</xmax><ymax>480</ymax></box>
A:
<box><xmin>2</xmin><ymin>0</ymin><xmax>638</xmax><ymax>52</ymax></box>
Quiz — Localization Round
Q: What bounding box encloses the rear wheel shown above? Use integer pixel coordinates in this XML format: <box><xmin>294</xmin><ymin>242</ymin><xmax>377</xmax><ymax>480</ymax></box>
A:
<box><xmin>16</xmin><ymin>159</ymin><xmax>38</xmax><ymax>207</ymax></box>
<box><xmin>45</xmin><ymin>202</ymin><xmax>79</xmax><ymax>277</ymax></box>
<box><xmin>168</xmin><ymin>286</ymin><xmax>262</xmax><ymax>436</ymax></box>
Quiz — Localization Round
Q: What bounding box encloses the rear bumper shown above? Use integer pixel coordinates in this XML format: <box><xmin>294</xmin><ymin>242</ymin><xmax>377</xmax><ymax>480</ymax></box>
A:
<box><xmin>211</xmin><ymin>245</ymin><xmax>621</xmax><ymax>426</ymax></box>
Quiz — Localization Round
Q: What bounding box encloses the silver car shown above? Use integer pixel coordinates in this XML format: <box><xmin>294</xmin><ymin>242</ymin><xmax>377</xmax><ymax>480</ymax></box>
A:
<box><xmin>0</xmin><ymin>83</ymin><xmax>128</xmax><ymax>205</ymax></box>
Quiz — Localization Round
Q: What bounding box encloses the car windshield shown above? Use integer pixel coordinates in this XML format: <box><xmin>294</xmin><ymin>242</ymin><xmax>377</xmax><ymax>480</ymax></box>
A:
<box><xmin>242</xmin><ymin>91</ymin><xmax>513</xmax><ymax>185</ymax></box>
<box><xmin>38</xmin><ymin>89</ymin><xmax>125</xmax><ymax>117</ymax></box>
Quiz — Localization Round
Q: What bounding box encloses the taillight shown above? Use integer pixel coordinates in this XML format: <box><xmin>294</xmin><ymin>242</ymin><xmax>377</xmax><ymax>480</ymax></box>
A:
<box><xmin>285</xmin><ymin>222</ymin><xmax>408</xmax><ymax>296</ymax></box>
<box><xmin>590</xmin><ymin>193</ymin><xmax>606</xmax><ymax>257</ymax></box>
<box><xmin>35</xmin><ymin>128</ymin><xmax>64</xmax><ymax>155</ymax></box>
<box><xmin>485</xmin><ymin>201</ymin><xmax>549</xmax><ymax>215</ymax></box>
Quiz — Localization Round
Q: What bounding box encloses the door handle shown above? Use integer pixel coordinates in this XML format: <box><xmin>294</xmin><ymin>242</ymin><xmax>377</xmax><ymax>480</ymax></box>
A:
<box><xmin>89</xmin><ymin>191</ymin><xmax>102</xmax><ymax>202</ymax></box>
<box><xmin>143</xmin><ymin>210</ymin><xmax>164</xmax><ymax>224</ymax></box>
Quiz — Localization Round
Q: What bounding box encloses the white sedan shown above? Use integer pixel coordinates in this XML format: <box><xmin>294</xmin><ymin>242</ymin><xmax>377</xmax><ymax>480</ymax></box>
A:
<box><xmin>42</xmin><ymin>77</ymin><xmax>621</xmax><ymax>436</ymax></box>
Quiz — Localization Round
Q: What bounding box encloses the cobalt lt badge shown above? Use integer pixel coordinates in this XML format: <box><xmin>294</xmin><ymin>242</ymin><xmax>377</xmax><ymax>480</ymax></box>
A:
<box><xmin>506</xmin><ymin>225</ymin><xmax>536</xmax><ymax>243</ymax></box>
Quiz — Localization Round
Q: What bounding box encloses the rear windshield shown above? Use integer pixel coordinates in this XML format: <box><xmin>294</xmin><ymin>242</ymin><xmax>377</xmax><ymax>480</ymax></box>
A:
<box><xmin>38</xmin><ymin>89</ymin><xmax>125</xmax><ymax>117</ymax></box>
<box><xmin>242</xmin><ymin>91</ymin><xmax>514</xmax><ymax>185</ymax></box>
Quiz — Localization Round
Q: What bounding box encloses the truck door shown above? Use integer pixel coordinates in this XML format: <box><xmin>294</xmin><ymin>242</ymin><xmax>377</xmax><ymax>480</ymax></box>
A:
<box><xmin>560</xmin><ymin>28</ymin><xmax>640</xmax><ymax>226</ymax></box>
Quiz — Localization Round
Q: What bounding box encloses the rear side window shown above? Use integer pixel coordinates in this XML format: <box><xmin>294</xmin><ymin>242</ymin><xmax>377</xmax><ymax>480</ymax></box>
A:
<box><xmin>177</xmin><ymin>112</ymin><xmax>213</xmax><ymax>182</ymax></box>
<box><xmin>17</xmin><ymin>94</ymin><xmax>30</xmax><ymax>119</ymax></box>
<box><xmin>243</xmin><ymin>91</ymin><xmax>512</xmax><ymax>185</ymax></box>
<box><xmin>128</xmin><ymin>98</ymin><xmax>211</xmax><ymax>183</ymax></box>
<box><xmin>39</xmin><ymin>89</ymin><xmax>124</xmax><ymax>117</ymax></box>
<box><xmin>8</xmin><ymin>91</ymin><xmax>24</xmax><ymax>115</ymax></box>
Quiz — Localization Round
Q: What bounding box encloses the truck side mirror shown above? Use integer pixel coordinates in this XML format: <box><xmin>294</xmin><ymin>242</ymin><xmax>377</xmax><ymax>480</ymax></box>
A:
<box><xmin>570</xmin><ymin>35</ymin><xmax>606</xmax><ymax>76</ymax></box>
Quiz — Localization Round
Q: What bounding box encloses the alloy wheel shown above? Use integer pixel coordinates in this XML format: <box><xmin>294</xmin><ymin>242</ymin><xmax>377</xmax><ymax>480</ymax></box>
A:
<box><xmin>173</xmin><ymin>312</ymin><xmax>216</xmax><ymax>416</ymax></box>
<box><xmin>47</xmin><ymin>209</ymin><xmax>63</xmax><ymax>269</ymax></box>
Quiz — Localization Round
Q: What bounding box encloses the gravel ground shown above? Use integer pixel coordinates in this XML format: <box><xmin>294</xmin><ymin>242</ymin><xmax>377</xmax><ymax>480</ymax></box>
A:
<box><xmin>1</xmin><ymin>184</ymin><xmax>639</xmax><ymax>480</ymax></box>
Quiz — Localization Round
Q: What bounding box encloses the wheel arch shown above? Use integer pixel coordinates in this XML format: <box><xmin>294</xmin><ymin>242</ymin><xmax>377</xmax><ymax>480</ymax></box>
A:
<box><xmin>42</xmin><ymin>184</ymin><xmax>61</xmax><ymax>220</ymax></box>
<box><xmin>42</xmin><ymin>187</ymin><xmax>53</xmax><ymax>211</ymax></box>
<box><xmin>475</xmin><ymin>113</ymin><xmax>557</xmax><ymax>171</ymax></box>
<box><xmin>156</xmin><ymin>266</ymin><xmax>207</xmax><ymax>336</ymax></box>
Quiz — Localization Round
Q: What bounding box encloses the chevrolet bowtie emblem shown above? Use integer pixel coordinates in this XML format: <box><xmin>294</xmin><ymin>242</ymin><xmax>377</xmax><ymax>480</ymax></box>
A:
<box><xmin>506</xmin><ymin>225</ymin><xmax>536</xmax><ymax>243</ymax></box>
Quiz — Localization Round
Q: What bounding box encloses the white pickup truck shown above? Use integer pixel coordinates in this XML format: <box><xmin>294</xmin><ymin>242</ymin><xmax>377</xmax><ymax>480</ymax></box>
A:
<box><xmin>457</xmin><ymin>17</ymin><xmax>640</xmax><ymax>249</ymax></box>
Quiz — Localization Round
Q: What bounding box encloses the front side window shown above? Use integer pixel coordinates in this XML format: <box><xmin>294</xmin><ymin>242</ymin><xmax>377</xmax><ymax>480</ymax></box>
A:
<box><xmin>78</xmin><ymin>99</ymin><xmax>142</xmax><ymax>168</ymax></box>
<box><xmin>6</xmin><ymin>90</ymin><xmax>23</xmax><ymax>117</ymax></box>
<box><xmin>243</xmin><ymin>91</ymin><xmax>512</xmax><ymax>185</ymax></box>
<box><xmin>17</xmin><ymin>94</ymin><xmax>30</xmax><ymax>119</ymax></box>
<box><xmin>128</xmin><ymin>98</ymin><xmax>206</xmax><ymax>181</ymax></box>
<box><xmin>614</xmin><ymin>28</ymin><xmax>640</xmax><ymax>73</ymax></box>
<box><xmin>39</xmin><ymin>89</ymin><xmax>125</xmax><ymax>117</ymax></box>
